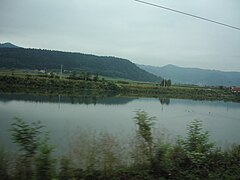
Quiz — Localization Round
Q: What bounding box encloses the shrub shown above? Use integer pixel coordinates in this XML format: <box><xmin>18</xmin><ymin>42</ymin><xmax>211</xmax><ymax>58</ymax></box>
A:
<box><xmin>171</xmin><ymin>120</ymin><xmax>215</xmax><ymax>179</ymax></box>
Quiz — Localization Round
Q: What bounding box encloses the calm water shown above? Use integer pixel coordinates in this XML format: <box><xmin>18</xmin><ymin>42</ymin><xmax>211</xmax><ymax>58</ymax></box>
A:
<box><xmin>0</xmin><ymin>93</ymin><xmax>240</xmax><ymax>153</ymax></box>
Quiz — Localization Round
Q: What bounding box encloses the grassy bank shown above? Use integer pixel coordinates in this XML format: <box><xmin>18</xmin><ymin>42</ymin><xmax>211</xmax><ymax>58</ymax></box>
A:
<box><xmin>0</xmin><ymin>73</ymin><xmax>239</xmax><ymax>102</ymax></box>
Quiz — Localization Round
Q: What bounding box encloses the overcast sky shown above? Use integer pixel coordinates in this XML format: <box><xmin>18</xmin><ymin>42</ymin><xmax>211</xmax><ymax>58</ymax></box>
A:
<box><xmin>0</xmin><ymin>0</ymin><xmax>240</xmax><ymax>71</ymax></box>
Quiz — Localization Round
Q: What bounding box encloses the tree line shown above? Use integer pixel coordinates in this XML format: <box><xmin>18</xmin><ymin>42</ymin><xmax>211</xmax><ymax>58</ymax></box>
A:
<box><xmin>0</xmin><ymin>48</ymin><xmax>162</xmax><ymax>82</ymax></box>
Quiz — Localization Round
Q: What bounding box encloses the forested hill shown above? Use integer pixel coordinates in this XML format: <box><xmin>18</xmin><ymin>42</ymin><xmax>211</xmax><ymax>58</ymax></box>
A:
<box><xmin>0</xmin><ymin>47</ymin><xmax>162</xmax><ymax>82</ymax></box>
<box><xmin>0</xmin><ymin>42</ymin><xmax>20</xmax><ymax>48</ymax></box>
<box><xmin>138</xmin><ymin>64</ymin><xmax>240</xmax><ymax>86</ymax></box>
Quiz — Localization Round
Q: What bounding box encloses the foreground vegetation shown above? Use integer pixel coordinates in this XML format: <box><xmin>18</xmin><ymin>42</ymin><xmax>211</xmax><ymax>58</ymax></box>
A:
<box><xmin>0</xmin><ymin>72</ymin><xmax>239</xmax><ymax>102</ymax></box>
<box><xmin>0</xmin><ymin>111</ymin><xmax>239</xmax><ymax>180</ymax></box>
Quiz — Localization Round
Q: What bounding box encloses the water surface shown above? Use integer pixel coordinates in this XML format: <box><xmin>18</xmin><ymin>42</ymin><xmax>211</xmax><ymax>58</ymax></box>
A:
<box><xmin>0</xmin><ymin>93</ymin><xmax>239</xmax><ymax>153</ymax></box>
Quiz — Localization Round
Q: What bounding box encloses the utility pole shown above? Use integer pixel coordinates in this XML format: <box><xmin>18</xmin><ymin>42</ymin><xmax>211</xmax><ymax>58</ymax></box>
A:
<box><xmin>60</xmin><ymin>64</ymin><xmax>63</xmax><ymax>79</ymax></box>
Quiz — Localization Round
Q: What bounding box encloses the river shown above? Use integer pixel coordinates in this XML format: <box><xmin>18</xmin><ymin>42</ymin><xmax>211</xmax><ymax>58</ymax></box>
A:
<box><xmin>0</xmin><ymin>93</ymin><xmax>240</xmax><ymax>154</ymax></box>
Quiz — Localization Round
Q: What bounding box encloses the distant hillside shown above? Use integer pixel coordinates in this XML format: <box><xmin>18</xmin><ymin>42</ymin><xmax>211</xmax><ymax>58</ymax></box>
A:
<box><xmin>0</xmin><ymin>47</ymin><xmax>162</xmax><ymax>82</ymax></box>
<box><xmin>138</xmin><ymin>64</ymin><xmax>240</xmax><ymax>86</ymax></box>
<box><xmin>0</xmin><ymin>42</ymin><xmax>20</xmax><ymax>48</ymax></box>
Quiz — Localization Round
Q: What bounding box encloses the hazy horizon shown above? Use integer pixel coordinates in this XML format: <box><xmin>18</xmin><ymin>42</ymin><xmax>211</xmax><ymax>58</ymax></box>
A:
<box><xmin>0</xmin><ymin>0</ymin><xmax>240</xmax><ymax>71</ymax></box>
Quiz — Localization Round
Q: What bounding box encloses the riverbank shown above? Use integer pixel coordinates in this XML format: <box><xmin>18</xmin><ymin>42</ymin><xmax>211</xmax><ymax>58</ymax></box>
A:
<box><xmin>0</xmin><ymin>74</ymin><xmax>239</xmax><ymax>102</ymax></box>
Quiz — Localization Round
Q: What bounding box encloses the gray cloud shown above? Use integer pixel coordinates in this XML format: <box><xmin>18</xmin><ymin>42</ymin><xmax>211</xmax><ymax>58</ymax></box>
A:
<box><xmin>0</xmin><ymin>0</ymin><xmax>240</xmax><ymax>71</ymax></box>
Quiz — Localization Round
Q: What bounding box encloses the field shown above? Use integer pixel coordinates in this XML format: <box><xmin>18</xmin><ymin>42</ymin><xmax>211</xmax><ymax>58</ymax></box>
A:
<box><xmin>0</xmin><ymin>69</ymin><xmax>239</xmax><ymax>102</ymax></box>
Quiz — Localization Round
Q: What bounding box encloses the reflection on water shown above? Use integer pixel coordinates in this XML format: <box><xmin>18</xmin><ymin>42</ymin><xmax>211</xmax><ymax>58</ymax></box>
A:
<box><xmin>0</xmin><ymin>93</ymin><xmax>172</xmax><ymax>107</ymax></box>
<box><xmin>0</xmin><ymin>93</ymin><xmax>136</xmax><ymax>105</ymax></box>
<box><xmin>159</xmin><ymin>98</ymin><xmax>170</xmax><ymax>105</ymax></box>
<box><xmin>0</xmin><ymin>93</ymin><xmax>240</xmax><ymax>153</ymax></box>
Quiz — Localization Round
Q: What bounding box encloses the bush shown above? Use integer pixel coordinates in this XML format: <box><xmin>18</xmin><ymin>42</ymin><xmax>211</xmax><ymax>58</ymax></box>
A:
<box><xmin>10</xmin><ymin>118</ymin><xmax>55</xmax><ymax>180</ymax></box>
<box><xmin>4</xmin><ymin>115</ymin><xmax>240</xmax><ymax>179</ymax></box>
<box><xmin>170</xmin><ymin>120</ymin><xmax>215</xmax><ymax>179</ymax></box>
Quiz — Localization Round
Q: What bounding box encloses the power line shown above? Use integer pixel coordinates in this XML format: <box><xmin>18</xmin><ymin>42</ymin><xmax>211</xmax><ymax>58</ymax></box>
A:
<box><xmin>134</xmin><ymin>0</ymin><xmax>240</xmax><ymax>31</ymax></box>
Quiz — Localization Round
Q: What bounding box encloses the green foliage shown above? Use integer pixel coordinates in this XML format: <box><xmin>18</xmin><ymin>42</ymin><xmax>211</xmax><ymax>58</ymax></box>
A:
<box><xmin>69</xmin><ymin>129</ymin><xmax>124</xmax><ymax>177</ymax></box>
<box><xmin>0</xmin><ymin>73</ymin><xmax>239</xmax><ymax>102</ymax></box>
<box><xmin>218</xmin><ymin>145</ymin><xmax>240</xmax><ymax>179</ymax></box>
<box><xmin>131</xmin><ymin>110</ymin><xmax>155</xmax><ymax>166</ymax></box>
<box><xmin>134</xmin><ymin>110</ymin><xmax>155</xmax><ymax>148</ymax></box>
<box><xmin>171</xmin><ymin>120</ymin><xmax>216</xmax><ymax>179</ymax></box>
<box><xmin>10</xmin><ymin>118</ymin><xmax>55</xmax><ymax>180</ymax></box>
<box><xmin>161</xmin><ymin>79</ymin><xmax>171</xmax><ymax>87</ymax></box>
<box><xmin>93</xmin><ymin>74</ymin><xmax>99</xmax><ymax>82</ymax></box>
<box><xmin>0</xmin><ymin>48</ymin><xmax>162</xmax><ymax>82</ymax></box>
<box><xmin>10</xmin><ymin>117</ymin><xmax>43</xmax><ymax>157</ymax></box>
<box><xmin>150</xmin><ymin>144</ymin><xmax>171</xmax><ymax>178</ymax></box>
<box><xmin>2</xmin><ymin>115</ymin><xmax>239</xmax><ymax>179</ymax></box>
<box><xmin>178</xmin><ymin>120</ymin><xmax>215</xmax><ymax>165</ymax></box>
<box><xmin>97</xmin><ymin>132</ymin><xmax>122</xmax><ymax>176</ymax></box>
<box><xmin>34</xmin><ymin>134</ymin><xmax>55</xmax><ymax>180</ymax></box>
<box><xmin>59</xmin><ymin>156</ymin><xmax>75</xmax><ymax>180</ymax></box>
<box><xmin>0</xmin><ymin>145</ymin><xmax>9</xmax><ymax>180</ymax></box>
<box><xmin>13</xmin><ymin>155</ymin><xmax>33</xmax><ymax>180</ymax></box>
<box><xmin>105</xmin><ymin>81</ymin><xmax>119</xmax><ymax>91</ymax></box>
<box><xmin>184</xmin><ymin>120</ymin><xmax>215</xmax><ymax>154</ymax></box>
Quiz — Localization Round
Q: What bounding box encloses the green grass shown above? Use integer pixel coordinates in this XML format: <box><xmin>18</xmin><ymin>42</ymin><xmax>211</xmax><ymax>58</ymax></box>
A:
<box><xmin>0</xmin><ymin>70</ymin><xmax>239</xmax><ymax>102</ymax></box>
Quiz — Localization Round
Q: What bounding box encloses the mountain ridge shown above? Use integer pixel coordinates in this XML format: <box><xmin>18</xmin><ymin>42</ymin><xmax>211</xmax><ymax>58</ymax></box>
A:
<box><xmin>0</xmin><ymin>43</ymin><xmax>162</xmax><ymax>82</ymax></box>
<box><xmin>138</xmin><ymin>64</ymin><xmax>240</xmax><ymax>86</ymax></box>
<box><xmin>0</xmin><ymin>42</ymin><xmax>21</xmax><ymax>48</ymax></box>
<box><xmin>162</xmin><ymin>64</ymin><xmax>240</xmax><ymax>73</ymax></box>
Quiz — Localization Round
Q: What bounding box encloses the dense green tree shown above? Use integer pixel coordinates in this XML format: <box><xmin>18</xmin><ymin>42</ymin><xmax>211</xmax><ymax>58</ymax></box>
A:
<box><xmin>167</xmin><ymin>79</ymin><xmax>171</xmax><ymax>86</ymax></box>
<box><xmin>0</xmin><ymin>48</ymin><xmax>162</xmax><ymax>82</ymax></box>
<box><xmin>171</xmin><ymin>120</ymin><xmax>215</xmax><ymax>178</ymax></box>
<box><xmin>161</xmin><ymin>79</ymin><xmax>171</xmax><ymax>87</ymax></box>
